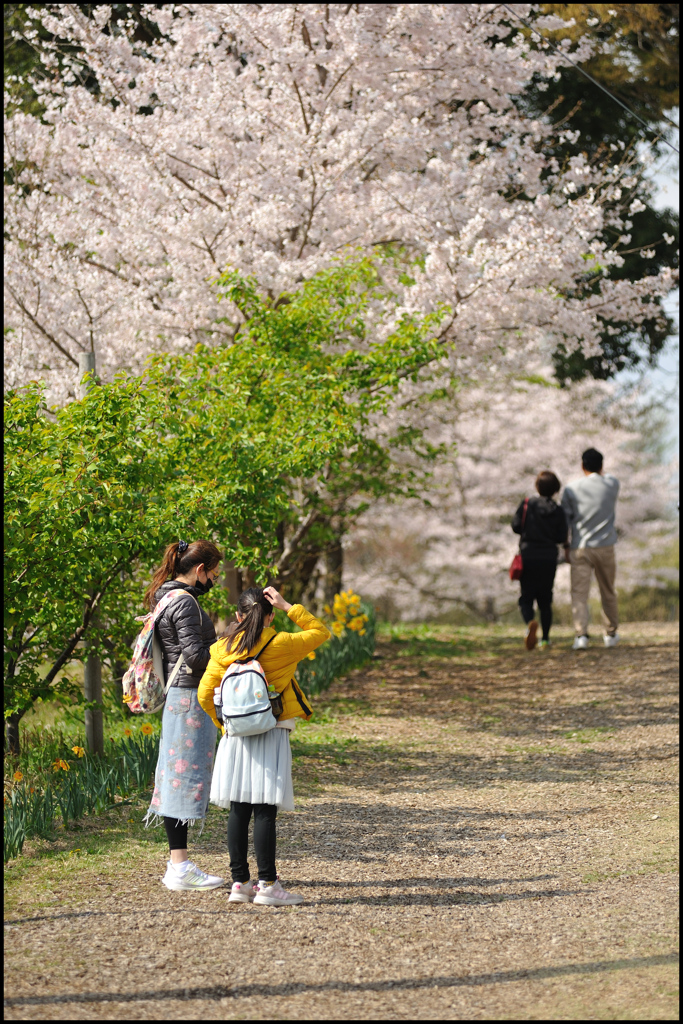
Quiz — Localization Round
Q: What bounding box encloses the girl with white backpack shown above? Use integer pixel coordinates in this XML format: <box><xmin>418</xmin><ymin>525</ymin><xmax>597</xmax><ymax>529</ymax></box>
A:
<box><xmin>198</xmin><ymin>585</ymin><xmax>330</xmax><ymax>906</ymax></box>
<box><xmin>142</xmin><ymin>539</ymin><xmax>226</xmax><ymax>892</ymax></box>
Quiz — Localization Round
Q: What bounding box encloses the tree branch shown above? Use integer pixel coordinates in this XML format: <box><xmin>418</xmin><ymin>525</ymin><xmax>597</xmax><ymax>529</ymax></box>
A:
<box><xmin>6</xmin><ymin>284</ymin><xmax>79</xmax><ymax>366</ymax></box>
<box><xmin>276</xmin><ymin>509</ymin><xmax>321</xmax><ymax>573</ymax></box>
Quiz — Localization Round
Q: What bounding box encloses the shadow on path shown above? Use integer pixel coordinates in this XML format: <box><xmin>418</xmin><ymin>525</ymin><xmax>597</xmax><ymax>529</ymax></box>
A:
<box><xmin>4</xmin><ymin>953</ymin><xmax>678</xmax><ymax>1007</ymax></box>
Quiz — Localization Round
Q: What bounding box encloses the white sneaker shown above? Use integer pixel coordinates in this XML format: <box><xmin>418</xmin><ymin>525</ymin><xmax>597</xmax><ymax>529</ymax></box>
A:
<box><xmin>162</xmin><ymin>860</ymin><xmax>225</xmax><ymax>891</ymax></box>
<box><xmin>228</xmin><ymin>880</ymin><xmax>257</xmax><ymax>903</ymax></box>
<box><xmin>253</xmin><ymin>879</ymin><xmax>304</xmax><ymax>906</ymax></box>
<box><xmin>572</xmin><ymin>635</ymin><xmax>589</xmax><ymax>650</ymax></box>
<box><xmin>603</xmin><ymin>633</ymin><xmax>620</xmax><ymax>647</ymax></box>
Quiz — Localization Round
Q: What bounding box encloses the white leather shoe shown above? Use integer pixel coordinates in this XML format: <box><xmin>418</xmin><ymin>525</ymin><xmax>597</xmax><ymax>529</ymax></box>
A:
<box><xmin>603</xmin><ymin>633</ymin><xmax>619</xmax><ymax>647</ymax></box>
<box><xmin>572</xmin><ymin>635</ymin><xmax>589</xmax><ymax>650</ymax></box>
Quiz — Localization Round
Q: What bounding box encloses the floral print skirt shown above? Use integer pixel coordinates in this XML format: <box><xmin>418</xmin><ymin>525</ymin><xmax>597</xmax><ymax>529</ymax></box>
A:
<box><xmin>144</xmin><ymin>688</ymin><xmax>217</xmax><ymax>826</ymax></box>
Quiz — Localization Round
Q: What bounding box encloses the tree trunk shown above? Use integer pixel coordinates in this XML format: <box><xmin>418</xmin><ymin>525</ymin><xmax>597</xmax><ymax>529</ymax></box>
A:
<box><xmin>483</xmin><ymin>597</ymin><xmax>498</xmax><ymax>623</ymax></box>
<box><xmin>215</xmin><ymin>561</ymin><xmax>243</xmax><ymax>633</ymax></box>
<box><xmin>84</xmin><ymin>644</ymin><xmax>104</xmax><ymax>755</ymax></box>
<box><xmin>5</xmin><ymin>711</ymin><xmax>25</xmax><ymax>756</ymax></box>
<box><xmin>324</xmin><ymin>533</ymin><xmax>344</xmax><ymax>607</ymax></box>
<box><xmin>280</xmin><ymin>551</ymin><xmax>322</xmax><ymax>605</ymax></box>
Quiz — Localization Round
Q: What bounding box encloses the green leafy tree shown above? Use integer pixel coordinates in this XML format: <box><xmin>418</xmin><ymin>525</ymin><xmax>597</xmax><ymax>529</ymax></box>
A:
<box><xmin>518</xmin><ymin>3</ymin><xmax>679</xmax><ymax>381</ymax></box>
<box><xmin>214</xmin><ymin>257</ymin><xmax>449</xmax><ymax>604</ymax></box>
<box><xmin>4</xmin><ymin>257</ymin><xmax>446</xmax><ymax>751</ymax></box>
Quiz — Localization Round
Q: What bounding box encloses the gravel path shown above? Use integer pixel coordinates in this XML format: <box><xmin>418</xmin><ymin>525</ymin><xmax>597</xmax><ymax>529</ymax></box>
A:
<box><xmin>4</xmin><ymin>622</ymin><xmax>678</xmax><ymax>1020</ymax></box>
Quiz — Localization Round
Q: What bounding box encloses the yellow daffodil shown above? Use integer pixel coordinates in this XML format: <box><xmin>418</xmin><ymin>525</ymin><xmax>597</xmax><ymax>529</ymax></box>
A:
<box><xmin>71</xmin><ymin>746</ymin><xmax>85</xmax><ymax>758</ymax></box>
<box><xmin>13</xmin><ymin>771</ymin><xmax>23</xmax><ymax>782</ymax></box>
<box><xmin>123</xmin><ymin>727</ymin><xmax>132</xmax><ymax>737</ymax></box>
<box><xmin>141</xmin><ymin>723</ymin><xmax>154</xmax><ymax>735</ymax></box>
<box><xmin>52</xmin><ymin>759</ymin><xmax>70</xmax><ymax>772</ymax></box>
<box><xmin>332</xmin><ymin>621</ymin><xmax>345</xmax><ymax>637</ymax></box>
<box><xmin>307</xmin><ymin>651</ymin><xmax>316</xmax><ymax>660</ymax></box>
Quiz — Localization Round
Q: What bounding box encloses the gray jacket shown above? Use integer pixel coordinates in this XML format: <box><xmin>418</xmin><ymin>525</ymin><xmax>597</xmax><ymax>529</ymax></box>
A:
<box><xmin>561</xmin><ymin>472</ymin><xmax>620</xmax><ymax>549</ymax></box>
<box><xmin>152</xmin><ymin>580</ymin><xmax>216</xmax><ymax>688</ymax></box>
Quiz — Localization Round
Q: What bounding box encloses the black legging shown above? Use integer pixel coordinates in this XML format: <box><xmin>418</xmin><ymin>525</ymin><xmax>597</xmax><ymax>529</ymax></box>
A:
<box><xmin>163</xmin><ymin>816</ymin><xmax>188</xmax><ymax>851</ymax></box>
<box><xmin>518</xmin><ymin>560</ymin><xmax>557</xmax><ymax>641</ymax></box>
<box><xmin>227</xmin><ymin>801</ymin><xmax>277</xmax><ymax>883</ymax></box>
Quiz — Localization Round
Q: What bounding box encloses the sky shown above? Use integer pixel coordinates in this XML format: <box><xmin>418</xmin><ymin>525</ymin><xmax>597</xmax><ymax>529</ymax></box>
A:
<box><xmin>621</xmin><ymin>117</ymin><xmax>680</xmax><ymax>460</ymax></box>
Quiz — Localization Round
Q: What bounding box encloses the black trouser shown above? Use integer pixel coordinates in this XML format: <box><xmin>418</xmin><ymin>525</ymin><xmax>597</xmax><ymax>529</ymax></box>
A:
<box><xmin>163</xmin><ymin>816</ymin><xmax>188</xmax><ymax>851</ymax></box>
<box><xmin>227</xmin><ymin>801</ymin><xmax>278</xmax><ymax>883</ymax></box>
<box><xmin>519</xmin><ymin>560</ymin><xmax>557</xmax><ymax>641</ymax></box>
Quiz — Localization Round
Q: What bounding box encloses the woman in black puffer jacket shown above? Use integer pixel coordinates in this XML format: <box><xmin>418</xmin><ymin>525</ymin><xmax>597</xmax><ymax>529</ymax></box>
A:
<box><xmin>143</xmin><ymin>539</ymin><xmax>226</xmax><ymax>892</ymax></box>
<box><xmin>512</xmin><ymin>471</ymin><xmax>568</xmax><ymax>651</ymax></box>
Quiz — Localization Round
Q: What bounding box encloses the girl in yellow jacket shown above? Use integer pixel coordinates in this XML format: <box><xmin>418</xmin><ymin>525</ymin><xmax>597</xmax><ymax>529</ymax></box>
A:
<box><xmin>198</xmin><ymin>585</ymin><xmax>330</xmax><ymax>906</ymax></box>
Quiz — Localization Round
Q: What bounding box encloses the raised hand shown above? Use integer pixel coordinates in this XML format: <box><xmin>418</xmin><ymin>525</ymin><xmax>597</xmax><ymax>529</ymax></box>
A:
<box><xmin>263</xmin><ymin>586</ymin><xmax>292</xmax><ymax>613</ymax></box>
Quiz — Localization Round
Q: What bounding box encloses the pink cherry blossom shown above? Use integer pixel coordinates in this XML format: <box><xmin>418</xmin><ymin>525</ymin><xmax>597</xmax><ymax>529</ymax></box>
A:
<box><xmin>4</xmin><ymin>5</ymin><xmax>674</xmax><ymax>406</ymax></box>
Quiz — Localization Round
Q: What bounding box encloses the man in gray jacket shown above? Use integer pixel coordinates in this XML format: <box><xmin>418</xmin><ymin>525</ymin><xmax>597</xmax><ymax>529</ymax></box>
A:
<box><xmin>561</xmin><ymin>448</ymin><xmax>620</xmax><ymax>650</ymax></box>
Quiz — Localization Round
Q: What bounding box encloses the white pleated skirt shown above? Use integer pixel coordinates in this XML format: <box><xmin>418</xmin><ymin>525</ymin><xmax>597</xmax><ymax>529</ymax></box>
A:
<box><xmin>210</xmin><ymin>727</ymin><xmax>294</xmax><ymax>811</ymax></box>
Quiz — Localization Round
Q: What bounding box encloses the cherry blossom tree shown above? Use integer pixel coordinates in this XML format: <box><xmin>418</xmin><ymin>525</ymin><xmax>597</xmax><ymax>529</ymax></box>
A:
<box><xmin>345</xmin><ymin>369</ymin><xmax>679</xmax><ymax>621</ymax></box>
<box><xmin>4</xmin><ymin>4</ymin><xmax>677</xmax><ymax>612</ymax></box>
<box><xmin>4</xmin><ymin>2</ymin><xmax>675</xmax><ymax>405</ymax></box>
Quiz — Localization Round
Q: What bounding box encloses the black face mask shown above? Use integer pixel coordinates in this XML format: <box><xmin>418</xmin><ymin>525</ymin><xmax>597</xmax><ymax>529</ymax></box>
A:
<box><xmin>193</xmin><ymin>577</ymin><xmax>214</xmax><ymax>594</ymax></box>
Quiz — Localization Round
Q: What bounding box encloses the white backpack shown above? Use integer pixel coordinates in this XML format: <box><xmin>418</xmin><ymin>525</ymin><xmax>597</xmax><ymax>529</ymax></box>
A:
<box><xmin>214</xmin><ymin>636</ymin><xmax>280</xmax><ymax>737</ymax></box>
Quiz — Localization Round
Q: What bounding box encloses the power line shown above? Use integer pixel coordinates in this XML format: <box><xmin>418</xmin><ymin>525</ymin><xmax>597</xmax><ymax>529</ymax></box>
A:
<box><xmin>500</xmin><ymin>4</ymin><xmax>679</xmax><ymax>156</ymax></box>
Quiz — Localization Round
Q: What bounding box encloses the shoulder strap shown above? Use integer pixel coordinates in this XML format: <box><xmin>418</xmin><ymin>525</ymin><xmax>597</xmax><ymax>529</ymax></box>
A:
<box><xmin>521</xmin><ymin>497</ymin><xmax>529</xmax><ymax>528</ymax></box>
<box><xmin>164</xmin><ymin>653</ymin><xmax>185</xmax><ymax>695</ymax></box>
<box><xmin>151</xmin><ymin>587</ymin><xmax>199</xmax><ymax>622</ymax></box>
<box><xmin>232</xmin><ymin>632</ymin><xmax>277</xmax><ymax>665</ymax></box>
<box><xmin>257</xmin><ymin>634</ymin><xmax>277</xmax><ymax>659</ymax></box>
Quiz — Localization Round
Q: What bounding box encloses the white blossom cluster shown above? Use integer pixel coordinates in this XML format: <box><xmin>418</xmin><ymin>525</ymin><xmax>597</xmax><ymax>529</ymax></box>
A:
<box><xmin>4</xmin><ymin>3</ymin><xmax>674</xmax><ymax>402</ymax></box>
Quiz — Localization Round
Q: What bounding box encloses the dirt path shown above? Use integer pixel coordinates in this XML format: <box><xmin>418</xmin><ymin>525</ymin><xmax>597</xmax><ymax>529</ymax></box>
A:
<box><xmin>4</xmin><ymin>622</ymin><xmax>679</xmax><ymax>1020</ymax></box>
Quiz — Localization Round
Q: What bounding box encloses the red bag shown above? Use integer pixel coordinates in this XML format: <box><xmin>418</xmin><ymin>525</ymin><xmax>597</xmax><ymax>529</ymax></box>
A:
<box><xmin>509</xmin><ymin>498</ymin><xmax>529</xmax><ymax>581</ymax></box>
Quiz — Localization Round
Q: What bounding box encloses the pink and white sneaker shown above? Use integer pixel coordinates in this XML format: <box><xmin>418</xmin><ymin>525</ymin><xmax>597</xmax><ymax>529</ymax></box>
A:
<box><xmin>253</xmin><ymin>879</ymin><xmax>304</xmax><ymax>906</ymax></box>
<box><xmin>228</xmin><ymin>880</ymin><xmax>257</xmax><ymax>903</ymax></box>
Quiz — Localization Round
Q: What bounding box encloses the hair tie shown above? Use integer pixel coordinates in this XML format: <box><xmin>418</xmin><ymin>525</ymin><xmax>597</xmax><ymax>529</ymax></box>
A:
<box><xmin>178</xmin><ymin>540</ymin><xmax>189</xmax><ymax>554</ymax></box>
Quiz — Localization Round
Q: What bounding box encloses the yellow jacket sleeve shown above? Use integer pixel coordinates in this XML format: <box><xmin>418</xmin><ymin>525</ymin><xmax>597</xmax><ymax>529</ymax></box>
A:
<box><xmin>197</xmin><ymin>654</ymin><xmax>225</xmax><ymax>728</ymax></box>
<box><xmin>267</xmin><ymin>604</ymin><xmax>331</xmax><ymax>689</ymax></box>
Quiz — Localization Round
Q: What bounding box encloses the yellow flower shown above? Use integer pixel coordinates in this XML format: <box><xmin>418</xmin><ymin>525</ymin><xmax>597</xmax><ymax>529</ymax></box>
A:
<box><xmin>13</xmin><ymin>771</ymin><xmax>23</xmax><ymax>782</ymax></box>
<box><xmin>307</xmin><ymin>651</ymin><xmax>316</xmax><ymax>660</ymax></box>
<box><xmin>71</xmin><ymin>746</ymin><xmax>85</xmax><ymax>758</ymax></box>
<box><xmin>123</xmin><ymin>727</ymin><xmax>132</xmax><ymax>737</ymax></box>
<box><xmin>332</xmin><ymin>621</ymin><xmax>345</xmax><ymax>637</ymax></box>
<box><xmin>323</xmin><ymin>604</ymin><xmax>332</xmax><ymax>616</ymax></box>
<box><xmin>359</xmin><ymin>629</ymin><xmax>366</xmax><ymax>636</ymax></box>
<box><xmin>52</xmin><ymin>759</ymin><xmax>70</xmax><ymax>772</ymax></box>
<box><xmin>141</xmin><ymin>723</ymin><xmax>154</xmax><ymax>735</ymax></box>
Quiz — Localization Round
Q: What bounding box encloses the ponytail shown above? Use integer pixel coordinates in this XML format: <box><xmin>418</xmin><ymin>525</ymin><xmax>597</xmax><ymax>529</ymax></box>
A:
<box><xmin>221</xmin><ymin>586</ymin><xmax>273</xmax><ymax>656</ymax></box>
<box><xmin>144</xmin><ymin>538</ymin><xmax>223</xmax><ymax>609</ymax></box>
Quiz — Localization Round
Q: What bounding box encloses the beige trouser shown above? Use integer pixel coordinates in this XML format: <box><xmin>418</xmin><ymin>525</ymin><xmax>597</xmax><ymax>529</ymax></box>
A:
<box><xmin>570</xmin><ymin>545</ymin><xmax>619</xmax><ymax>637</ymax></box>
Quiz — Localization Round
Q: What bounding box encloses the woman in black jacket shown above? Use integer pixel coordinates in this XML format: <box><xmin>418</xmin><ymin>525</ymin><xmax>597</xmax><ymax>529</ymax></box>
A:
<box><xmin>512</xmin><ymin>471</ymin><xmax>567</xmax><ymax>650</ymax></box>
<box><xmin>143</xmin><ymin>539</ymin><xmax>225</xmax><ymax>891</ymax></box>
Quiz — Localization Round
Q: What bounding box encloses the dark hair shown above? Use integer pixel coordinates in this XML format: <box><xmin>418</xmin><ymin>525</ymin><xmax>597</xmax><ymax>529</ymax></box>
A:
<box><xmin>582</xmin><ymin>447</ymin><xmax>603</xmax><ymax>473</ymax></box>
<box><xmin>221</xmin><ymin>586</ymin><xmax>273</xmax><ymax>656</ymax></box>
<box><xmin>535</xmin><ymin>470</ymin><xmax>561</xmax><ymax>497</ymax></box>
<box><xmin>144</xmin><ymin>539</ymin><xmax>223</xmax><ymax>609</ymax></box>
